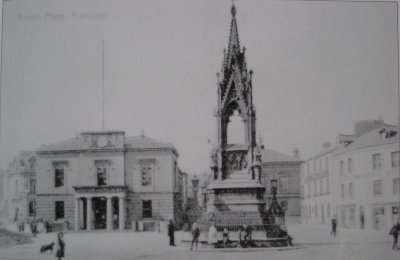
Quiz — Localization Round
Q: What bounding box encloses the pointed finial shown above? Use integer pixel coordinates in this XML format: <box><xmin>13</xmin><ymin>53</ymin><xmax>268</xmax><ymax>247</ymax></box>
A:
<box><xmin>231</xmin><ymin>0</ymin><xmax>236</xmax><ymax>17</ymax></box>
<box><xmin>140</xmin><ymin>129</ymin><xmax>145</xmax><ymax>137</ymax></box>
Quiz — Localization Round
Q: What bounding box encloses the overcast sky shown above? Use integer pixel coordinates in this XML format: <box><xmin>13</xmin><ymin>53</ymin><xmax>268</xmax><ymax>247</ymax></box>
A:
<box><xmin>0</xmin><ymin>0</ymin><xmax>398</xmax><ymax>174</ymax></box>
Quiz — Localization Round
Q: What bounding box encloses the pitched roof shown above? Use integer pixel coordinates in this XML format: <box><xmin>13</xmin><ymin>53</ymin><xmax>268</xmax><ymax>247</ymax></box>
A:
<box><xmin>334</xmin><ymin>126</ymin><xmax>398</xmax><ymax>155</ymax></box>
<box><xmin>261</xmin><ymin>149</ymin><xmax>302</xmax><ymax>163</ymax></box>
<box><xmin>37</xmin><ymin>135</ymin><xmax>177</xmax><ymax>154</ymax></box>
<box><xmin>124</xmin><ymin>136</ymin><xmax>176</xmax><ymax>151</ymax></box>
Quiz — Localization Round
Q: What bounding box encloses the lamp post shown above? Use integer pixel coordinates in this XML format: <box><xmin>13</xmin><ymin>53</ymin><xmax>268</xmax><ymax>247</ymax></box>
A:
<box><xmin>271</xmin><ymin>176</ymin><xmax>277</xmax><ymax>200</ymax></box>
<box><xmin>191</xmin><ymin>175</ymin><xmax>199</xmax><ymax>207</ymax></box>
<box><xmin>32</xmin><ymin>179</ymin><xmax>37</xmax><ymax>237</ymax></box>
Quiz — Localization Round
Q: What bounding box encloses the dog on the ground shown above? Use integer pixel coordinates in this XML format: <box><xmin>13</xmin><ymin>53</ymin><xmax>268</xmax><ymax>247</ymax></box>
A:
<box><xmin>40</xmin><ymin>242</ymin><xmax>55</xmax><ymax>254</ymax></box>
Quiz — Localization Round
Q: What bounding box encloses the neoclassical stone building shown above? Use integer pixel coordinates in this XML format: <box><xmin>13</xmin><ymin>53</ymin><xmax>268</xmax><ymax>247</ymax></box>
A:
<box><xmin>35</xmin><ymin>131</ymin><xmax>186</xmax><ymax>231</ymax></box>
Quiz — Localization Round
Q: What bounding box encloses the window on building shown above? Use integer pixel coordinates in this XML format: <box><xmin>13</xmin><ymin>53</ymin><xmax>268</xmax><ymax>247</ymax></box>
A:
<box><xmin>307</xmin><ymin>163</ymin><xmax>310</xmax><ymax>176</ymax></box>
<box><xmin>392</xmin><ymin>151</ymin><xmax>400</xmax><ymax>168</ymax></box>
<box><xmin>142</xmin><ymin>200</ymin><xmax>152</xmax><ymax>218</ymax></box>
<box><xmin>29</xmin><ymin>179</ymin><xmax>35</xmax><ymax>193</ymax></box>
<box><xmin>372</xmin><ymin>154</ymin><xmax>382</xmax><ymax>170</ymax></box>
<box><xmin>95</xmin><ymin>160</ymin><xmax>109</xmax><ymax>186</ymax></box>
<box><xmin>341</xmin><ymin>184</ymin><xmax>345</xmax><ymax>199</ymax></box>
<box><xmin>327</xmin><ymin>203</ymin><xmax>331</xmax><ymax>218</ymax></box>
<box><xmin>393</xmin><ymin>178</ymin><xmax>400</xmax><ymax>195</ymax></box>
<box><xmin>315</xmin><ymin>204</ymin><xmax>318</xmax><ymax>217</ymax></box>
<box><xmin>301</xmin><ymin>185</ymin><xmax>304</xmax><ymax>199</ymax></box>
<box><xmin>325</xmin><ymin>157</ymin><xmax>329</xmax><ymax>171</ymax></box>
<box><xmin>308</xmin><ymin>205</ymin><xmax>311</xmax><ymax>218</ymax></box>
<box><xmin>340</xmin><ymin>161</ymin><xmax>344</xmax><ymax>175</ymax></box>
<box><xmin>28</xmin><ymin>201</ymin><xmax>35</xmax><ymax>216</ymax></box>
<box><xmin>141</xmin><ymin>165</ymin><xmax>152</xmax><ymax>186</ymax></box>
<box><xmin>319</xmin><ymin>180</ymin><xmax>323</xmax><ymax>196</ymax></box>
<box><xmin>349</xmin><ymin>207</ymin><xmax>355</xmax><ymax>227</ymax></box>
<box><xmin>348</xmin><ymin>158</ymin><xmax>353</xmax><ymax>173</ymax></box>
<box><xmin>307</xmin><ymin>183</ymin><xmax>311</xmax><ymax>198</ymax></box>
<box><xmin>279</xmin><ymin>176</ymin><xmax>289</xmax><ymax>194</ymax></box>
<box><xmin>326</xmin><ymin>178</ymin><xmax>330</xmax><ymax>195</ymax></box>
<box><xmin>14</xmin><ymin>180</ymin><xmax>18</xmax><ymax>194</ymax></box>
<box><xmin>319</xmin><ymin>158</ymin><xmax>322</xmax><ymax>172</ymax></box>
<box><xmin>54</xmin><ymin>164</ymin><xmax>64</xmax><ymax>188</ymax></box>
<box><xmin>349</xmin><ymin>182</ymin><xmax>354</xmax><ymax>199</ymax></box>
<box><xmin>373</xmin><ymin>180</ymin><xmax>382</xmax><ymax>196</ymax></box>
<box><xmin>313</xmin><ymin>160</ymin><xmax>316</xmax><ymax>173</ymax></box>
<box><xmin>55</xmin><ymin>201</ymin><xmax>64</xmax><ymax>220</ymax></box>
<box><xmin>314</xmin><ymin>182</ymin><xmax>317</xmax><ymax>197</ymax></box>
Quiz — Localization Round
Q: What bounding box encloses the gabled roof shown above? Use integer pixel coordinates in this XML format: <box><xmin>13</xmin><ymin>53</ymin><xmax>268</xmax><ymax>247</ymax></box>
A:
<box><xmin>261</xmin><ymin>149</ymin><xmax>302</xmax><ymax>163</ymax></box>
<box><xmin>124</xmin><ymin>136</ymin><xmax>176</xmax><ymax>151</ymax></box>
<box><xmin>334</xmin><ymin>126</ymin><xmax>398</xmax><ymax>155</ymax></box>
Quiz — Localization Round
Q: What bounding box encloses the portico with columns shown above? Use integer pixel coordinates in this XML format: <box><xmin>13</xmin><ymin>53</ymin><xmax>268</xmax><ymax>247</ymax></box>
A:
<box><xmin>73</xmin><ymin>186</ymin><xmax>127</xmax><ymax>231</ymax></box>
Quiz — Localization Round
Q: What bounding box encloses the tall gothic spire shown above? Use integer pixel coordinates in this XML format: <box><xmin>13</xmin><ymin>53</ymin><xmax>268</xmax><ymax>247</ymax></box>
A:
<box><xmin>227</xmin><ymin>3</ymin><xmax>240</xmax><ymax>61</ymax></box>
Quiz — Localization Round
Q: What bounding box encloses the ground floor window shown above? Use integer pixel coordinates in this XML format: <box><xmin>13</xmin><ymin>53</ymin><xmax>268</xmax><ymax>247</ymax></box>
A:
<box><xmin>28</xmin><ymin>201</ymin><xmax>35</xmax><ymax>216</ymax></box>
<box><xmin>55</xmin><ymin>201</ymin><xmax>65</xmax><ymax>220</ymax></box>
<box><xmin>142</xmin><ymin>200</ymin><xmax>152</xmax><ymax>218</ymax></box>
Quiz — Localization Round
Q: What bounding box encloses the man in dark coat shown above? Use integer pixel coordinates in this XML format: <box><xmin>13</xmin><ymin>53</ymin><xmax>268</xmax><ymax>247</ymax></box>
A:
<box><xmin>168</xmin><ymin>218</ymin><xmax>176</xmax><ymax>246</ymax></box>
<box><xmin>390</xmin><ymin>220</ymin><xmax>400</xmax><ymax>250</ymax></box>
<box><xmin>331</xmin><ymin>217</ymin><xmax>337</xmax><ymax>236</ymax></box>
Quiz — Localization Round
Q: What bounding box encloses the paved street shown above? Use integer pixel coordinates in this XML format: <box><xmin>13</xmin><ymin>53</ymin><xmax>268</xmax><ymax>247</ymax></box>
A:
<box><xmin>0</xmin><ymin>225</ymin><xmax>399</xmax><ymax>260</ymax></box>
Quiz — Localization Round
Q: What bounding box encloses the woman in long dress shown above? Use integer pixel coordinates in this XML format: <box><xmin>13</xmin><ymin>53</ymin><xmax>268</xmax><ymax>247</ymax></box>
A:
<box><xmin>208</xmin><ymin>222</ymin><xmax>218</xmax><ymax>247</ymax></box>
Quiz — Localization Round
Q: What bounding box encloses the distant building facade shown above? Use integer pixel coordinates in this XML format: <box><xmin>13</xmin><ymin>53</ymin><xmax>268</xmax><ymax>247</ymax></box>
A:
<box><xmin>1</xmin><ymin>151</ymin><xmax>37</xmax><ymax>224</ymax></box>
<box><xmin>301</xmin><ymin>119</ymin><xmax>400</xmax><ymax>231</ymax></box>
<box><xmin>261</xmin><ymin>149</ymin><xmax>302</xmax><ymax>219</ymax></box>
<box><xmin>35</xmin><ymin>131</ymin><xmax>186</xmax><ymax>231</ymax></box>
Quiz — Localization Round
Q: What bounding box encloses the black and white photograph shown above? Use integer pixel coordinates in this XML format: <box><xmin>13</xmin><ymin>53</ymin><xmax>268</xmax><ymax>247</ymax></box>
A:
<box><xmin>0</xmin><ymin>0</ymin><xmax>399</xmax><ymax>259</ymax></box>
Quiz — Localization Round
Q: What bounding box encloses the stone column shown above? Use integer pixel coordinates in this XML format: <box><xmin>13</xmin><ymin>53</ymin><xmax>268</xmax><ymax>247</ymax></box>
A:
<box><xmin>74</xmin><ymin>197</ymin><xmax>80</xmax><ymax>230</ymax></box>
<box><xmin>106</xmin><ymin>196</ymin><xmax>112</xmax><ymax>231</ymax></box>
<box><xmin>86</xmin><ymin>197</ymin><xmax>92</xmax><ymax>231</ymax></box>
<box><xmin>118</xmin><ymin>196</ymin><xmax>125</xmax><ymax>230</ymax></box>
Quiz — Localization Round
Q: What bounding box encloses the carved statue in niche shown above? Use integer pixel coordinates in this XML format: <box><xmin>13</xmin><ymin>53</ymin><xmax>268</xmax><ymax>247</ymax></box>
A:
<box><xmin>210</xmin><ymin>148</ymin><xmax>218</xmax><ymax>180</ymax></box>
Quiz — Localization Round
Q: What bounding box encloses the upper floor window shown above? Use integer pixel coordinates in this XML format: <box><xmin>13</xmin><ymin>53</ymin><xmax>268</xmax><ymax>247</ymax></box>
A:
<box><xmin>326</xmin><ymin>178</ymin><xmax>330</xmax><ymax>195</ymax></box>
<box><xmin>307</xmin><ymin>163</ymin><xmax>310</xmax><ymax>176</ymax></box>
<box><xmin>313</xmin><ymin>182</ymin><xmax>317</xmax><ymax>197</ymax></box>
<box><xmin>301</xmin><ymin>185</ymin><xmax>304</xmax><ymax>199</ymax></box>
<box><xmin>313</xmin><ymin>160</ymin><xmax>316</xmax><ymax>173</ymax></box>
<box><xmin>29</xmin><ymin>179</ymin><xmax>35</xmax><ymax>193</ymax></box>
<box><xmin>348</xmin><ymin>158</ymin><xmax>353</xmax><ymax>173</ymax></box>
<box><xmin>142</xmin><ymin>200</ymin><xmax>152</xmax><ymax>218</ymax></box>
<box><xmin>95</xmin><ymin>160</ymin><xmax>109</xmax><ymax>186</ymax></box>
<box><xmin>307</xmin><ymin>183</ymin><xmax>311</xmax><ymax>198</ymax></box>
<box><xmin>319</xmin><ymin>158</ymin><xmax>322</xmax><ymax>172</ymax></box>
<box><xmin>391</xmin><ymin>151</ymin><xmax>400</xmax><ymax>168</ymax></box>
<box><xmin>372</xmin><ymin>154</ymin><xmax>382</xmax><ymax>170</ymax></box>
<box><xmin>279</xmin><ymin>176</ymin><xmax>289</xmax><ymax>194</ymax></box>
<box><xmin>141</xmin><ymin>165</ymin><xmax>152</xmax><ymax>186</ymax></box>
<box><xmin>339</xmin><ymin>161</ymin><xmax>344</xmax><ymax>175</ymax></box>
<box><xmin>325</xmin><ymin>157</ymin><xmax>329</xmax><ymax>171</ymax></box>
<box><xmin>319</xmin><ymin>179</ymin><xmax>323</xmax><ymax>196</ymax></box>
<box><xmin>393</xmin><ymin>178</ymin><xmax>400</xmax><ymax>195</ymax></box>
<box><xmin>53</xmin><ymin>162</ymin><xmax>67</xmax><ymax>188</ymax></box>
<box><xmin>373</xmin><ymin>180</ymin><xmax>382</xmax><ymax>196</ymax></box>
<box><xmin>341</xmin><ymin>184</ymin><xmax>345</xmax><ymax>199</ymax></box>
<box><xmin>349</xmin><ymin>182</ymin><xmax>354</xmax><ymax>199</ymax></box>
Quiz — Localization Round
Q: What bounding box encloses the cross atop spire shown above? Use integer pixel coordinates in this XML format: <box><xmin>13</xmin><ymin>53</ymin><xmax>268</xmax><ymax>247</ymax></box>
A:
<box><xmin>227</xmin><ymin>2</ymin><xmax>240</xmax><ymax>55</ymax></box>
<box><xmin>231</xmin><ymin>1</ymin><xmax>236</xmax><ymax>17</ymax></box>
